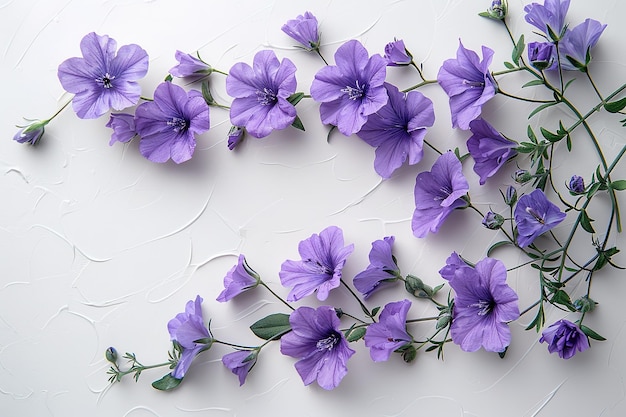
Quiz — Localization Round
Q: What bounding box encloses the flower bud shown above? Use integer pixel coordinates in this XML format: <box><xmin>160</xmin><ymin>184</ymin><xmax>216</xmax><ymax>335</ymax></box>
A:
<box><xmin>573</xmin><ymin>295</ymin><xmax>597</xmax><ymax>313</ymax></box>
<box><xmin>405</xmin><ymin>274</ymin><xmax>434</xmax><ymax>298</ymax></box>
<box><xmin>482</xmin><ymin>211</ymin><xmax>505</xmax><ymax>230</ymax></box>
<box><xmin>105</xmin><ymin>347</ymin><xmax>118</xmax><ymax>363</ymax></box>
<box><xmin>383</xmin><ymin>39</ymin><xmax>413</xmax><ymax>66</ymax></box>
<box><xmin>436</xmin><ymin>311</ymin><xmax>452</xmax><ymax>330</ymax></box>
<box><xmin>481</xmin><ymin>0</ymin><xmax>508</xmax><ymax>20</ymax></box>
<box><xmin>227</xmin><ymin>126</ymin><xmax>245</xmax><ymax>150</ymax></box>
<box><xmin>513</xmin><ymin>169</ymin><xmax>532</xmax><ymax>184</ymax></box>
<box><xmin>504</xmin><ymin>185</ymin><xmax>517</xmax><ymax>206</ymax></box>
<box><xmin>567</xmin><ymin>175</ymin><xmax>585</xmax><ymax>195</ymax></box>
<box><xmin>528</xmin><ymin>41</ymin><xmax>555</xmax><ymax>70</ymax></box>
<box><xmin>13</xmin><ymin>120</ymin><xmax>48</xmax><ymax>145</ymax></box>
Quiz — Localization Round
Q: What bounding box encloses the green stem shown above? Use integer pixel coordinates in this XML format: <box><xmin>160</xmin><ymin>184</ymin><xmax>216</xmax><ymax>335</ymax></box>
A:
<box><xmin>340</xmin><ymin>279</ymin><xmax>375</xmax><ymax>322</ymax></box>
<box><xmin>259</xmin><ymin>281</ymin><xmax>294</xmax><ymax>311</ymax></box>
<box><xmin>315</xmin><ymin>48</ymin><xmax>329</xmax><ymax>65</ymax></box>
<box><xmin>45</xmin><ymin>98</ymin><xmax>73</xmax><ymax>123</ymax></box>
<box><xmin>402</xmin><ymin>79</ymin><xmax>438</xmax><ymax>92</ymax></box>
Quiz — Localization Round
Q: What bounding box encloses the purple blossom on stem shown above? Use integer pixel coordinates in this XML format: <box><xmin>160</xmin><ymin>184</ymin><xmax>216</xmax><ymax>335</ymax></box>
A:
<box><xmin>134</xmin><ymin>82</ymin><xmax>210</xmax><ymax>164</ymax></box>
<box><xmin>13</xmin><ymin>122</ymin><xmax>46</xmax><ymax>145</ymax></box>
<box><xmin>467</xmin><ymin>118</ymin><xmax>518</xmax><ymax>185</ymax></box>
<box><xmin>353</xmin><ymin>236</ymin><xmax>400</xmax><ymax>299</ymax></box>
<box><xmin>364</xmin><ymin>299</ymin><xmax>413</xmax><ymax>362</ymax></box>
<box><xmin>559</xmin><ymin>19</ymin><xmax>607</xmax><ymax>71</ymax></box>
<box><xmin>384</xmin><ymin>39</ymin><xmax>412</xmax><ymax>66</ymax></box>
<box><xmin>217</xmin><ymin>255</ymin><xmax>260</xmax><ymax>302</ymax></box>
<box><xmin>412</xmin><ymin>151</ymin><xmax>470</xmax><ymax>238</ymax></box>
<box><xmin>105</xmin><ymin>113</ymin><xmax>136</xmax><ymax>145</ymax></box>
<box><xmin>57</xmin><ymin>32</ymin><xmax>149</xmax><ymax>119</ymax></box>
<box><xmin>167</xmin><ymin>295</ymin><xmax>212</xmax><ymax>379</ymax></box>
<box><xmin>226</xmin><ymin>50</ymin><xmax>297</xmax><ymax>138</ymax></box>
<box><xmin>356</xmin><ymin>83</ymin><xmax>434</xmax><ymax>178</ymax></box>
<box><xmin>540</xmin><ymin>319</ymin><xmax>590</xmax><ymax>359</ymax></box>
<box><xmin>437</xmin><ymin>40</ymin><xmax>496</xmax><ymax>130</ymax></box>
<box><xmin>280</xmin><ymin>306</ymin><xmax>355</xmax><ymax>390</ymax></box>
<box><xmin>310</xmin><ymin>40</ymin><xmax>388</xmax><ymax>136</ymax></box>
<box><xmin>279</xmin><ymin>226</ymin><xmax>354</xmax><ymax>302</ymax></box>
<box><xmin>227</xmin><ymin>126</ymin><xmax>245</xmax><ymax>150</ymax></box>
<box><xmin>222</xmin><ymin>350</ymin><xmax>258</xmax><ymax>385</ymax></box>
<box><xmin>281</xmin><ymin>12</ymin><xmax>321</xmax><ymax>50</ymax></box>
<box><xmin>514</xmin><ymin>189</ymin><xmax>566</xmax><ymax>247</ymax></box>
<box><xmin>524</xmin><ymin>0</ymin><xmax>570</xmax><ymax>40</ymax></box>
<box><xmin>527</xmin><ymin>41</ymin><xmax>556</xmax><ymax>70</ymax></box>
<box><xmin>169</xmin><ymin>50</ymin><xmax>212</xmax><ymax>78</ymax></box>
<box><xmin>440</xmin><ymin>253</ymin><xmax>520</xmax><ymax>352</ymax></box>
<box><xmin>568</xmin><ymin>175</ymin><xmax>585</xmax><ymax>195</ymax></box>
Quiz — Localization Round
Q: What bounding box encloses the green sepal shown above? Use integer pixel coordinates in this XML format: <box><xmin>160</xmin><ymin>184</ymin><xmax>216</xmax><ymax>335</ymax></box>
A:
<box><xmin>250</xmin><ymin>313</ymin><xmax>291</xmax><ymax>340</ymax></box>
<box><xmin>498</xmin><ymin>346</ymin><xmax>508</xmax><ymax>359</ymax></box>
<box><xmin>287</xmin><ymin>92</ymin><xmax>305</xmax><ymax>106</ymax></box>
<box><xmin>580</xmin><ymin>324</ymin><xmax>606</xmax><ymax>341</ymax></box>
<box><xmin>291</xmin><ymin>115</ymin><xmax>305</xmax><ymax>131</ymax></box>
<box><xmin>399</xmin><ymin>344</ymin><xmax>417</xmax><ymax>363</ymax></box>
<box><xmin>152</xmin><ymin>373</ymin><xmax>183</xmax><ymax>391</ymax></box>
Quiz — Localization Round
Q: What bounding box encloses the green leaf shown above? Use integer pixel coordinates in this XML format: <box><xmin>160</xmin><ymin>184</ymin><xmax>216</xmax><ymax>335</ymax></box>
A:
<box><xmin>580</xmin><ymin>324</ymin><xmax>606</xmax><ymax>341</ymax></box>
<box><xmin>152</xmin><ymin>373</ymin><xmax>183</xmax><ymax>391</ymax></box>
<box><xmin>287</xmin><ymin>92</ymin><xmax>305</xmax><ymax>106</ymax></box>
<box><xmin>504</xmin><ymin>61</ymin><xmax>515</xmax><ymax>69</ymax></box>
<box><xmin>522</xmin><ymin>79</ymin><xmax>545</xmax><ymax>88</ymax></box>
<box><xmin>487</xmin><ymin>240</ymin><xmax>512</xmax><ymax>257</ymax></box>
<box><xmin>371</xmin><ymin>306</ymin><xmax>381</xmax><ymax>317</ymax></box>
<box><xmin>345</xmin><ymin>327</ymin><xmax>366</xmax><ymax>342</ymax></box>
<box><xmin>580</xmin><ymin>210</ymin><xmax>595</xmax><ymax>233</ymax></box>
<box><xmin>540</xmin><ymin>127</ymin><xmax>564</xmax><ymax>142</ymax></box>
<box><xmin>528</xmin><ymin>101</ymin><xmax>558</xmax><ymax>119</ymax></box>
<box><xmin>250</xmin><ymin>313</ymin><xmax>291</xmax><ymax>340</ymax></box>
<box><xmin>551</xmin><ymin>289</ymin><xmax>574</xmax><ymax>310</ymax></box>
<box><xmin>401</xmin><ymin>345</ymin><xmax>417</xmax><ymax>363</ymax></box>
<box><xmin>610</xmin><ymin>179</ymin><xmax>626</xmax><ymax>191</ymax></box>
<box><xmin>603</xmin><ymin>97</ymin><xmax>626</xmax><ymax>113</ymax></box>
<box><xmin>512</xmin><ymin>34</ymin><xmax>525</xmax><ymax>65</ymax></box>
<box><xmin>291</xmin><ymin>115</ymin><xmax>305</xmax><ymax>131</ymax></box>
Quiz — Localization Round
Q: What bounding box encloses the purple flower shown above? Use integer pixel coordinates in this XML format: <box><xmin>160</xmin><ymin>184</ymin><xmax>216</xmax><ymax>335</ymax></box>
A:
<box><xmin>524</xmin><ymin>0</ymin><xmax>570</xmax><ymax>40</ymax></box>
<box><xmin>226</xmin><ymin>50</ymin><xmax>297</xmax><ymax>139</ymax></box>
<box><xmin>412</xmin><ymin>151</ymin><xmax>470</xmax><ymax>238</ymax></box>
<box><xmin>134</xmin><ymin>82</ymin><xmax>210</xmax><ymax>163</ymax></box>
<box><xmin>440</xmin><ymin>253</ymin><xmax>520</xmax><ymax>352</ymax></box>
<box><xmin>559</xmin><ymin>19</ymin><xmax>607</xmax><ymax>71</ymax></box>
<box><xmin>105</xmin><ymin>113</ymin><xmax>136</xmax><ymax>145</ymax></box>
<box><xmin>222</xmin><ymin>350</ymin><xmax>257</xmax><ymax>385</ymax></box>
<box><xmin>356</xmin><ymin>83</ymin><xmax>434</xmax><ymax>178</ymax></box>
<box><xmin>568</xmin><ymin>175</ymin><xmax>585</xmax><ymax>195</ymax></box>
<box><xmin>281</xmin><ymin>12</ymin><xmax>320</xmax><ymax>49</ymax></box>
<box><xmin>467</xmin><ymin>118</ymin><xmax>518</xmax><ymax>185</ymax></box>
<box><xmin>167</xmin><ymin>295</ymin><xmax>212</xmax><ymax>379</ymax></box>
<box><xmin>310</xmin><ymin>40</ymin><xmax>388</xmax><ymax>136</ymax></box>
<box><xmin>280</xmin><ymin>306</ymin><xmax>355</xmax><ymax>390</ymax></box>
<box><xmin>13</xmin><ymin>121</ymin><xmax>47</xmax><ymax>145</ymax></box>
<box><xmin>279</xmin><ymin>226</ymin><xmax>354</xmax><ymax>302</ymax></box>
<box><xmin>216</xmin><ymin>255</ymin><xmax>260</xmax><ymax>302</ymax></box>
<box><xmin>482</xmin><ymin>211</ymin><xmax>505</xmax><ymax>230</ymax></box>
<box><xmin>364</xmin><ymin>300</ymin><xmax>413</xmax><ymax>362</ymax></box>
<box><xmin>384</xmin><ymin>39</ymin><xmax>412</xmax><ymax>66</ymax></box>
<box><xmin>353</xmin><ymin>236</ymin><xmax>400</xmax><ymax>299</ymax></box>
<box><xmin>227</xmin><ymin>126</ymin><xmax>245</xmax><ymax>150</ymax></box>
<box><xmin>57</xmin><ymin>32</ymin><xmax>149</xmax><ymax>119</ymax></box>
<box><xmin>528</xmin><ymin>41</ymin><xmax>556</xmax><ymax>70</ymax></box>
<box><xmin>514</xmin><ymin>189</ymin><xmax>566</xmax><ymax>247</ymax></box>
<box><xmin>169</xmin><ymin>50</ymin><xmax>212</xmax><ymax>78</ymax></box>
<box><xmin>540</xmin><ymin>319</ymin><xmax>590</xmax><ymax>359</ymax></box>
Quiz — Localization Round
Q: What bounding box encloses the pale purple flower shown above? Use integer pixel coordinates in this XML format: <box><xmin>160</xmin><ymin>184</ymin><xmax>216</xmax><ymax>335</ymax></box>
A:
<box><xmin>384</xmin><ymin>39</ymin><xmax>412</xmax><ymax>66</ymax></box>
<box><xmin>364</xmin><ymin>299</ymin><xmax>413</xmax><ymax>362</ymax></box>
<box><xmin>437</xmin><ymin>41</ymin><xmax>496</xmax><ymax>130</ymax></box>
<box><xmin>279</xmin><ymin>226</ymin><xmax>354</xmax><ymax>302</ymax></box>
<box><xmin>310</xmin><ymin>40</ymin><xmax>388</xmax><ymax>136</ymax></box>
<box><xmin>281</xmin><ymin>12</ymin><xmax>320</xmax><ymax>49</ymax></box>
<box><xmin>440</xmin><ymin>253</ymin><xmax>520</xmax><ymax>352</ymax></box>
<box><xmin>169</xmin><ymin>50</ymin><xmax>212</xmax><ymax>78</ymax></box>
<box><xmin>226</xmin><ymin>50</ymin><xmax>297</xmax><ymax>138</ymax></box>
<box><xmin>467</xmin><ymin>118</ymin><xmax>518</xmax><ymax>185</ymax></box>
<box><xmin>227</xmin><ymin>126</ymin><xmax>245</xmax><ymax>150</ymax></box>
<box><xmin>167</xmin><ymin>295</ymin><xmax>212</xmax><ymax>379</ymax></box>
<box><xmin>412</xmin><ymin>151</ymin><xmax>470</xmax><ymax>238</ymax></box>
<box><xmin>514</xmin><ymin>189</ymin><xmax>566</xmax><ymax>247</ymax></box>
<box><xmin>57</xmin><ymin>32</ymin><xmax>149</xmax><ymax>119</ymax></box>
<box><xmin>217</xmin><ymin>255</ymin><xmax>260</xmax><ymax>302</ymax></box>
<box><xmin>540</xmin><ymin>319</ymin><xmax>590</xmax><ymax>359</ymax></box>
<box><xmin>524</xmin><ymin>0</ymin><xmax>570</xmax><ymax>39</ymax></box>
<box><xmin>559</xmin><ymin>19</ymin><xmax>607</xmax><ymax>71</ymax></box>
<box><xmin>222</xmin><ymin>350</ymin><xmax>257</xmax><ymax>385</ymax></box>
<box><xmin>568</xmin><ymin>175</ymin><xmax>585</xmax><ymax>195</ymax></box>
<box><xmin>105</xmin><ymin>113</ymin><xmax>136</xmax><ymax>145</ymax></box>
<box><xmin>280</xmin><ymin>306</ymin><xmax>355</xmax><ymax>390</ymax></box>
<box><xmin>134</xmin><ymin>82</ymin><xmax>210</xmax><ymax>164</ymax></box>
<box><xmin>353</xmin><ymin>236</ymin><xmax>400</xmax><ymax>299</ymax></box>
<box><xmin>13</xmin><ymin>122</ymin><xmax>46</xmax><ymax>145</ymax></box>
<box><xmin>356</xmin><ymin>83</ymin><xmax>434</xmax><ymax>178</ymax></box>
<box><xmin>527</xmin><ymin>41</ymin><xmax>556</xmax><ymax>70</ymax></box>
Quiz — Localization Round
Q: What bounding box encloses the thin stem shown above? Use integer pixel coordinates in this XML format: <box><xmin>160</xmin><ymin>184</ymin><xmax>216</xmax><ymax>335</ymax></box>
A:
<box><xmin>315</xmin><ymin>48</ymin><xmax>329</xmax><ymax>65</ymax></box>
<box><xmin>585</xmin><ymin>70</ymin><xmax>603</xmax><ymax>101</ymax></box>
<box><xmin>497</xmin><ymin>88</ymin><xmax>555</xmax><ymax>104</ymax></box>
<box><xmin>340</xmin><ymin>279</ymin><xmax>375</xmax><ymax>322</ymax></box>
<box><xmin>406</xmin><ymin>316</ymin><xmax>439</xmax><ymax>324</ymax></box>
<box><xmin>212</xmin><ymin>69</ymin><xmax>229</xmax><ymax>76</ymax></box>
<box><xmin>45</xmin><ymin>98</ymin><xmax>73</xmax><ymax>122</ymax></box>
<box><xmin>423</xmin><ymin>139</ymin><xmax>443</xmax><ymax>155</ymax></box>
<box><xmin>402</xmin><ymin>79</ymin><xmax>438</xmax><ymax>92</ymax></box>
<box><xmin>259</xmin><ymin>281</ymin><xmax>294</xmax><ymax>311</ymax></box>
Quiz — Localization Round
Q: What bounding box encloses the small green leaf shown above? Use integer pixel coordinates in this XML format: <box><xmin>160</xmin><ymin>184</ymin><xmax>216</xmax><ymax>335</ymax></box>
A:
<box><xmin>580</xmin><ymin>324</ymin><xmax>606</xmax><ymax>341</ymax></box>
<box><xmin>540</xmin><ymin>127</ymin><xmax>564</xmax><ymax>142</ymax></box>
<box><xmin>346</xmin><ymin>327</ymin><xmax>366</xmax><ymax>342</ymax></box>
<box><xmin>610</xmin><ymin>179</ymin><xmax>626</xmax><ymax>191</ymax></box>
<box><xmin>604</xmin><ymin>97</ymin><xmax>626</xmax><ymax>113</ymax></box>
<box><xmin>291</xmin><ymin>115</ymin><xmax>305</xmax><ymax>131</ymax></box>
<box><xmin>522</xmin><ymin>79</ymin><xmax>545</xmax><ymax>88</ymax></box>
<box><xmin>580</xmin><ymin>210</ymin><xmax>595</xmax><ymax>233</ymax></box>
<box><xmin>371</xmin><ymin>306</ymin><xmax>381</xmax><ymax>317</ymax></box>
<box><xmin>512</xmin><ymin>34</ymin><xmax>525</xmax><ymax>65</ymax></box>
<box><xmin>250</xmin><ymin>313</ymin><xmax>291</xmax><ymax>340</ymax></box>
<box><xmin>504</xmin><ymin>61</ymin><xmax>515</xmax><ymax>69</ymax></box>
<box><xmin>528</xmin><ymin>101</ymin><xmax>558</xmax><ymax>119</ymax></box>
<box><xmin>287</xmin><ymin>92</ymin><xmax>305</xmax><ymax>106</ymax></box>
<box><xmin>152</xmin><ymin>373</ymin><xmax>183</xmax><ymax>391</ymax></box>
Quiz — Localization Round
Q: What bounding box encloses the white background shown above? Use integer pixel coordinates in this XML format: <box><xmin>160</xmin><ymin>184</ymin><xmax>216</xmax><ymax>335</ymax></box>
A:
<box><xmin>2</xmin><ymin>0</ymin><xmax>626</xmax><ymax>416</ymax></box>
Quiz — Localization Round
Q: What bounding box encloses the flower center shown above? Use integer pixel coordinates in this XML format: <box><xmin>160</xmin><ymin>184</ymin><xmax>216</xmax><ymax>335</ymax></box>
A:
<box><xmin>341</xmin><ymin>80</ymin><xmax>366</xmax><ymax>100</ymax></box>
<box><xmin>316</xmin><ymin>333</ymin><xmax>339</xmax><ymax>351</ymax></box>
<box><xmin>305</xmin><ymin>259</ymin><xmax>333</xmax><ymax>276</ymax></box>
<box><xmin>525</xmin><ymin>207</ymin><xmax>546</xmax><ymax>224</ymax></box>
<box><xmin>167</xmin><ymin>117</ymin><xmax>189</xmax><ymax>132</ymax></box>
<box><xmin>256</xmin><ymin>88</ymin><xmax>277</xmax><ymax>106</ymax></box>
<box><xmin>434</xmin><ymin>184</ymin><xmax>453</xmax><ymax>201</ymax></box>
<box><xmin>462</xmin><ymin>79</ymin><xmax>485</xmax><ymax>88</ymax></box>
<box><xmin>96</xmin><ymin>73</ymin><xmax>115</xmax><ymax>89</ymax></box>
<box><xmin>469</xmin><ymin>299</ymin><xmax>493</xmax><ymax>316</ymax></box>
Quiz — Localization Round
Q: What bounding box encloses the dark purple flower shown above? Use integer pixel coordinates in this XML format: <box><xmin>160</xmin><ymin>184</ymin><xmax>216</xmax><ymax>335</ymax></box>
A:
<box><xmin>310</xmin><ymin>40</ymin><xmax>388</xmax><ymax>136</ymax></box>
<box><xmin>467</xmin><ymin>118</ymin><xmax>518</xmax><ymax>185</ymax></box>
<box><xmin>384</xmin><ymin>39</ymin><xmax>412</xmax><ymax>66</ymax></box>
<box><xmin>568</xmin><ymin>175</ymin><xmax>585</xmax><ymax>195</ymax></box>
<box><xmin>524</xmin><ymin>0</ymin><xmax>570</xmax><ymax>40</ymax></box>
<box><xmin>222</xmin><ymin>350</ymin><xmax>258</xmax><ymax>385</ymax></box>
<box><xmin>412</xmin><ymin>151</ymin><xmax>470</xmax><ymax>238</ymax></box>
<box><xmin>356</xmin><ymin>83</ymin><xmax>434</xmax><ymax>178</ymax></box>
<box><xmin>437</xmin><ymin>40</ymin><xmax>496</xmax><ymax>130</ymax></box>
<box><xmin>217</xmin><ymin>255</ymin><xmax>260</xmax><ymax>302</ymax></box>
<box><xmin>13</xmin><ymin>121</ymin><xmax>47</xmax><ymax>145</ymax></box>
<box><xmin>227</xmin><ymin>126</ymin><xmax>245</xmax><ymax>150</ymax></box>
<box><xmin>540</xmin><ymin>319</ymin><xmax>590</xmax><ymax>359</ymax></box>
<box><xmin>167</xmin><ymin>295</ymin><xmax>212</xmax><ymax>379</ymax></box>
<box><xmin>280</xmin><ymin>306</ymin><xmax>355</xmax><ymax>390</ymax></box>
<box><xmin>514</xmin><ymin>189</ymin><xmax>566</xmax><ymax>247</ymax></box>
<box><xmin>279</xmin><ymin>226</ymin><xmax>354</xmax><ymax>302</ymax></box>
<box><xmin>353</xmin><ymin>236</ymin><xmax>399</xmax><ymax>299</ymax></box>
<box><xmin>105</xmin><ymin>113</ymin><xmax>136</xmax><ymax>145</ymax></box>
<box><xmin>134</xmin><ymin>82</ymin><xmax>210</xmax><ymax>164</ymax></box>
<box><xmin>440</xmin><ymin>253</ymin><xmax>520</xmax><ymax>352</ymax></box>
<box><xmin>57</xmin><ymin>32</ymin><xmax>149</xmax><ymax>119</ymax></box>
<box><xmin>169</xmin><ymin>51</ymin><xmax>212</xmax><ymax>78</ymax></box>
<box><xmin>281</xmin><ymin>12</ymin><xmax>320</xmax><ymax>49</ymax></box>
<box><xmin>226</xmin><ymin>50</ymin><xmax>297</xmax><ymax>138</ymax></box>
<box><xmin>559</xmin><ymin>19</ymin><xmax>607</xmax><ymax>71</ymax></box>
<box><xmin>527</xmin><ymin>41</ymin><xmax>556</xmax><ymax>70</ymax></box>
<box><xmin>364</xmin><ymin>299</ymin><xmax>413</xmax><ymax>362</ymax></box>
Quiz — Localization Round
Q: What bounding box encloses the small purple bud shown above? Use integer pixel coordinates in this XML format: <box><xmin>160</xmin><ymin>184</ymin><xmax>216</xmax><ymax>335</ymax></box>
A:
<box><xmin>384</xmin><ymin>39</ymin><xmax>413</xmax><ymax>66</ymax></box>
<box><xmin>504</xmin><ymin>185</ymin><xmax>517</xmax><ymax>206</ymax></box>
<box><xmin>13</xmin><ymin>120</ymin><xmax>48</xmax><ymax>145</ymax></box>
<box><xmin>482</xmin><ymin>211</ymin><xmax>505</xmax><ymax>230</ymax></box>
<box><xmin>528</xmin><ymin>41</ymin><xmax>555</xmax><ymax>70</ymax></box>
<box><xmin>513</xmin><ymin>169</ymin><xmax>532</xmax><ymax>184</ymax></box>
<box><xmin>227</xmin><ymin>126</ymin><xmax>245</xmax><ymax>150</ymax></box>
<box><xmin>568</xmin><ymin>175</ymin><xmax>585</xmax><ymax>195</ymax></box>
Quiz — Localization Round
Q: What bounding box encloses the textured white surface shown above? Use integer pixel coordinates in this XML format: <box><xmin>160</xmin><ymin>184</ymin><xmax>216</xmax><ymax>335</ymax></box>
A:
<box><xmin>2</xmin><ymin>0</ymin><xmax>626</xmax><ymax>416</ymax></box>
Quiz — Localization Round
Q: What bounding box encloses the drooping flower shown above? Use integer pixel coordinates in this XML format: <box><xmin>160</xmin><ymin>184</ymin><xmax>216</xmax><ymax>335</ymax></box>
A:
<box><xmin>364</xmin><ymin>299</ymin><xmax>413</xmax><ymax>362</ymax></box>
<box><xmin>514</xmin><ymin>189</ymin><xmax>566</xmax><ymax>247</ymax></box>
<box><xmin>353</xmin><ymin>236</ymin><xmax>400</xmax><ymax>299</ymax></box>
<box><xmin>57</xmin><ymin>32</ymin><xmax>149</xmax><ymax>119</ymax></box>
<box><xmin>280</xmin><ymin>306</ymin><xmax>355</xmax><ymax>390</ymax></box>
<box><xmin>217</xmin><ymin>255</ymin><xmax>260</xmax><ymax>302</ymax></box>
<box><xmin>412</xmin><ymin>151</ymin><xmax>470</xmax><ymax>238</ymax></box>
<box><xmin>226</xmin><ymin>50</ymin><xmax>297</xmax><ymax>139</ymax></box>
<box><xmin>440</xmin><ymin>253</ymin><xmax>520</xmax><ymax>352</ymax></box>
<box><xmin>134</xmin><ymin>81</ymin><xmax>210</xmax><ymax>163</ymax></box>
<box><xmin>169</xmin><ymin>51</ymin><xmax>213</xmax><ymax>78</ymax></box>
<box><xmin>527</xmin><ymin>41</ymin><xmax>556</xmax><ymax>70</ymax></box>
<box><xmin>222</xmin><ymin>350</ymin><xmax>258</xmax><ymax>385</ymax></box>
<box><xmin>437</xmin><ymin>40</ymin><xmax>496</xmax><ymax>130</ymax></box>
<box><xmin>227</xmin><ymin>126</ymin><xmax>245</xmax><ymax>150</ymax></box>
<box><xmin>13</xmin><ymin>121</ymin><xmax>47</xmax><ymax>145</ymax></box>
<box><xmin>567</xmin><ymin>175</ymin><xmax>585</xmax><ymax>195</ymax></box>
<box><xmin>356</xmin><ymin>83</ymin><xmax>435</xmax><ymax>178</ymax></box>
<box><xmin>559</xmin><ymin>19</ymin><xmax>607</xmax><ymax>71</ymax></box>
<box><xmin>281</xmin><ymin>12</ymin><xmax>321</xmax><ymax>50</ymax></box>
<box><xmin>310</xmin><ymin>40</ymin><xmax>388</xmax><ymax>136</ymax></box>
<box><xmin>384</xmin><ymin>39</ymin><xmax>412</xmax><ymax>66</ymax></box>
<box><xmin>105</xmin><ymin>113</ymin><xmax>136</xmax><ymax>145</ymax></box>
<box><xmin>279</xmin><ymin>226</ymin><xmax>354</xmax><ymax>302</ymax></box>
<box><xmin>167</xmin><ymin>295</ymin><xmax>212</xmax><ymax>379</ymax></box>
<box><xmin>539</xmin><ymin>319</ymin><xmax>590</xmax><ymax>359</ymax></box>
<box><xmin>467</xmin><ymin>118</ymin><xmax>518</xmax><ymax>185</ymax></box>
<box><xmin>524</xmin><ymin>0</ymin><xmax>570</xmax><ymax>40</ymax></box>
